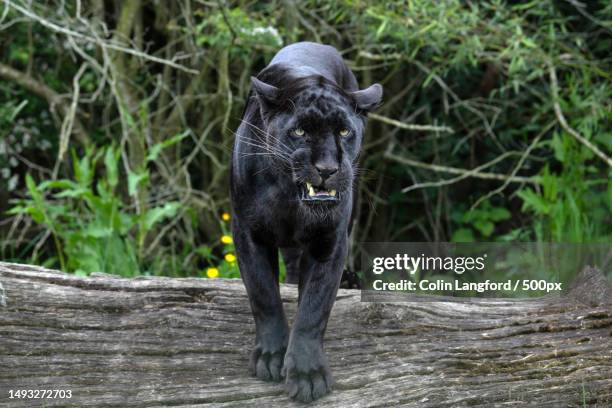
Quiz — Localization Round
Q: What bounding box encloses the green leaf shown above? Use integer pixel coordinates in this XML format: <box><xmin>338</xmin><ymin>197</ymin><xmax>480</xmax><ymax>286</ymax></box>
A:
<box><xmin>146</xmin><ymin>130</ymin><xmax>189</xmax><ymax>163</ymax></box>
<box><xmin>24</xmin><ymin>206</ymin><xmax>45</xmax><ymax>224</ymax></box>
<box><xmin>376</xmin><ymin>19</ymin><xmax>388</xmax><ymax>38</ymax></box>
<box><xmin>489</xmin><ymin>207</ymin><xmax>511</xmax><ymax>222</ymax></box>
<box><xmin>474</xmin><ymin>220</ymin><xmax>495</xmax><ymax>237</ymax></box>
<box><xmin>84</xmin><ymin>225</ymin><xmax>113</xmax><ymax>238</ymax></box>
<box><xmin>541</xmin><ymin>168</ymin><xmax>558</xmax><ymax>202</ymax></box>
<box><xmin>127</xmin><ymin>170</ymin><xmax>149</xmax><ymax>197</ymax></box>
<box><xmin>54</xmin><ymin>187</ymin><xmax>90</xmax><ymax>199</ymax></box>
<box><xmin>10</xmin><ymin>100</ymin><xmax>28</xmax><ymax>121</ymax></box>
<box><xmin>595</xmin><ymin>131</ymin><xmax>612</xmax><ymax>151</ymax></box>
<box><xmin>196</xmin><ymin>246</ymin><xmax>213</xmax><ymax>258</ymax></box>
<box><xmin>7</xmin><ymin>204</ymin><xmax>45</xmax><ymax>224</ymax></box>
<box><xmin>25</xmin><ymin>174</ymin><xmax>43</xmax><ymax>203</ymax></box>
<box><xmin>518</xmin><ymin>189</ymin><xmax>550</xmax><ymax>215</ymax></box>
<box><xmin>551</xmin><ymin>132</ymin><xmax>565</xmax><ymax>162</ymax></box>
<box><xmin>5</xmin><ymin>205</ymin><xmax>26</xmax><ymax>215</ymax></box>
<box><xmin>72</xmin><ymin>148</ymin><xmax>96</xmax><ymax>188</ymax></box>
<box><xmin>38</xmin><ymin>180</ymin><xmax>79</xmax><ymax>191</ymax></box>
<box><xmin>104</xmin><ymin>147</ymin><xmax>120</xmax><ymax>188</ymax></box>
<box><xmin>451</xmin><ymin>228</ymin><xmax>475</xmax><ymax>243</ymax></box>
<box><xmin>462</xmin><ymin>209</ymin><xmax>484</xmax><ymax>223</ymax></box>
<box><xmin>522</xmin><ymin>37</ymin><xmax>536</xmax><ymax>48</ymax></box>
<box><xmin>143</xmin><ymin>202</ymin><xmax>180</xmax><ymax>231</ymax></box>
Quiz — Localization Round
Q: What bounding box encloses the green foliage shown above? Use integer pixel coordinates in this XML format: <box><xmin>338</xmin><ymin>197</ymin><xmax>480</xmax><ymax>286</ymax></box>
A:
<box><xmin>451</xmin><ymin>201</ymin><xmax>511</xmax><ymax>242</ymax></box>
<box><xmin>518</xmin><ymin>164</ymin><xmax>609</xmax><ymax>242</ymax></box>
<box><xmin>9</xmin><ymin>144</ymin><xmax>181</xmax><ymax>276</ymax></box>
<box><xmin>193</xmin><ymin>7</ymin><xmax>283</xmax><ymax>53</ymax></box>
<box><xmin>516</xmin><ymin>69</ymin><xmax>611</xmax><ymax>243</ymax></box>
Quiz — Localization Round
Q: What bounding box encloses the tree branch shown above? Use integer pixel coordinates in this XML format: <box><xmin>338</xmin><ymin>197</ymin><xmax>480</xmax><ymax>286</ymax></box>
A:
<box><xmin>470</xmin><ymin>120</ymin><xmax>556</xmax><ymax>209</ymax></box>
<box><xmin>369</xmin><ymin>112</ymin><xmax>454</xmax><ymax>133</ymax></box>
<box><xmin>0</xmin><ymin>62</ymin><xmax>89</xmax><ymax>145</ymax></box>
<box><xmin>549</xmin><ymin>64</ymin><xmax>612</xmax><ymax>168</ymax></box>
<box><xmin>6</xmin><ymin>0</ymin><xmax>198</xmax><ymax>75</ymax></box>
<box><xmin>383</xmin><ymin>150</ymin><xmax>540</xmax><ymax>191</ymax></box>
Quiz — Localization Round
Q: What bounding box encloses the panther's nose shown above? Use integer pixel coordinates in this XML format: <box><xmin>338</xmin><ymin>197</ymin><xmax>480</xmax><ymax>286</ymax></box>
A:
<box><xmin>314</xmin><ymin>161</ymin><xmax>339</xmax><ymax>180</ymax></box>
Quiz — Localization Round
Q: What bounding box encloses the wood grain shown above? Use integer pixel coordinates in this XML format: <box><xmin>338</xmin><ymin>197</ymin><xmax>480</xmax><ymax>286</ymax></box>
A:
<box><xmin>0</xmin><ymin>262</ymin><xmax>610</xmax><ymax>407</ymax></box>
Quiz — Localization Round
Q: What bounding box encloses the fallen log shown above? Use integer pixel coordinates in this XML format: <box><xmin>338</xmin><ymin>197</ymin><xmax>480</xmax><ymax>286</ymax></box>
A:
<box><xmin>0</xmin><ymin>262</ymin><xmax>611</xmax><ymax>407</ymax></box>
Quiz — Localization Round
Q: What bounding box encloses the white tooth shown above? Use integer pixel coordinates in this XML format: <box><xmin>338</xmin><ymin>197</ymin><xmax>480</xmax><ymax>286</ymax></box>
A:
<box><xmin>306</xmin><ymin>182</ymin><xmax>312</xmax><ymax>189</ymax></box>
<box><xmin>330</xmin><ymin>190</ymin><xmax>336</xmax><ymax>197</ymax></box>
<box><xmin>308</xmin><ymin>186</ymin><xmax>315</xmax><ymax>196</ymax></box>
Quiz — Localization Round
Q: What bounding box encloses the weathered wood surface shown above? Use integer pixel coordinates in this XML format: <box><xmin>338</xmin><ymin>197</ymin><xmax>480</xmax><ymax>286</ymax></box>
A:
<box><xmin>0</xmin><ymin>262</ymin><xmax>611</xmax><ymax>408</ymax></box>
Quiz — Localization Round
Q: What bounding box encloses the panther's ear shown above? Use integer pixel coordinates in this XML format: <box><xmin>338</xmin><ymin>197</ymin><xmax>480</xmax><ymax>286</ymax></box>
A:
<box><xmin>350</xmin><ymin>83</ymin><xmax>383</xmax><ymax>112</ymax></box>
<box><xmin>251</xmin><ymin>76</ymin><xmax>280</xmax><ymax>113</ymax></box>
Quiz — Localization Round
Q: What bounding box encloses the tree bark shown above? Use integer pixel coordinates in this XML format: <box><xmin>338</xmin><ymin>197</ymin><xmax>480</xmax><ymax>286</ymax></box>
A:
<box><xmin>0</xmin><ymin>262</ymin><xmax>610</xmax><ymax>407</ymax></box>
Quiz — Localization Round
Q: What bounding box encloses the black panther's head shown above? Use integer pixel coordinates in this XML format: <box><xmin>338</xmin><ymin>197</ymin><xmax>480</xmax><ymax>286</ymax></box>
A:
<box><xmin>248</xmin><ymin>72</ymin><xmax>382</xmax><ymax>209</ymax></box>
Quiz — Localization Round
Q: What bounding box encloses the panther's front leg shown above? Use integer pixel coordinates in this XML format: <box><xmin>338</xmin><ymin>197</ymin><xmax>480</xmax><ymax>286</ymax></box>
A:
<box><xmin>282</xmin><ymin>236</ymin><xmax>347</xmax><ymax>402</ymax></box>
<box><xmin>232</xmin><ymin>220</ymin><xmax>289</xmax><ymax>382</ymax></box>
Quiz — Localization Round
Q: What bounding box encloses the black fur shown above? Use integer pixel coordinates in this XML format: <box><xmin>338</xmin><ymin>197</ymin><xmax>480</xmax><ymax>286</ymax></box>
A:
<box><xmin>230</xmin><ymin>42</ymin><xmax>381</xmax><ymax>402</ymax></box>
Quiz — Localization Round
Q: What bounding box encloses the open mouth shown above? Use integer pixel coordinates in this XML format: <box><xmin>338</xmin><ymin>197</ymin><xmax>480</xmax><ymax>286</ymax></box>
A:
<box><xmin>299</xmin><ymin>182</ymin><xmax>339</xmax><ymax>202</ymax></box>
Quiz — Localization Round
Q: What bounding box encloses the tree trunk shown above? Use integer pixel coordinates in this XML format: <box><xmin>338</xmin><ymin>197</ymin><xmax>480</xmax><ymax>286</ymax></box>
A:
<box><xmin>0</xmin><ymin>262</ymin><xmax>610</xmax><ymax>407</ymax></box>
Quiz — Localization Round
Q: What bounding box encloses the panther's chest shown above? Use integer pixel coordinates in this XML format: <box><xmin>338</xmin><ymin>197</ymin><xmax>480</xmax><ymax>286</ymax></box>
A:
<box><xmin>247</xmin><ymin>192</ymin><xmax>343</xmax><ymax>248</ymax></box>
<box><xmin>241</xmin><ymin>186</ymin><xmax>299</xmax><ymax>245</ymax></box>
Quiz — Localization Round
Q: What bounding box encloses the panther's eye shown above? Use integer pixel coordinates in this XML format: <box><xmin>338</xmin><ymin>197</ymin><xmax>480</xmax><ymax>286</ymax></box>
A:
<box><xmin>339</xmin><ymin>128</ymin><xmax>350</xmax><ymax>137</ymax></box>
<box><xmin>293</xmin><ymin>128</ymin><xmax>305</xmax><ymax>137</ymax></box>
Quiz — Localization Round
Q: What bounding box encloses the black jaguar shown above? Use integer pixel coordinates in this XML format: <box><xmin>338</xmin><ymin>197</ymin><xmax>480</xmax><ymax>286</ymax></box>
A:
<box><xmin>230</xmin><ymin>41</ymin><xmax>382</xmax><ymax>402</ymax></box>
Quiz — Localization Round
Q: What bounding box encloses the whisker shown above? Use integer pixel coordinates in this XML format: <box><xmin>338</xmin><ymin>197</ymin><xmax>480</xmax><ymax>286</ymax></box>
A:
<box><xmin>238</xmin><ymin>139</ymin><xmax>292</xmax><ymax>162</ymax></box>
<box><xmin>236</xmin><ymin>134</ymin><xmax>291</xmax><ymax>156</ymax></box>
<box><xmin>240</xmin><ymin>119</ymin><xmax>295</xmax><ymax>155</ymax></box>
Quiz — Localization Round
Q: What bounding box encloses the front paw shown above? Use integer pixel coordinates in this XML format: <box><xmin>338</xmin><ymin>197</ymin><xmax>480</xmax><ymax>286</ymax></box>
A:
<box><xmin>250</xmin><ymin>343</ymin><xmax>286</xmax><ymax>382</ymax></box>
<box><xmin>282</xmin><ymin>340</ymin><xmax>333</xmax><ymax>402</ymax></box>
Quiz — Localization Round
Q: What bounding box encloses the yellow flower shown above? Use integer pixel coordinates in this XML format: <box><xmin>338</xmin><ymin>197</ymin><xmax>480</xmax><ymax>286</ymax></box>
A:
<box><xmin>225</xmin><ymin>253</ymin><xmax>236</xmax><ymax>263</ymax></box>
<box><xmin>221</xmin><ymin>212</ymin><xmax>231</xmax><ymax>221</ymax></box>
<box><xmin>206</xmin><ymin>267</ymin><xmax>219</xmax><ymax>278</ymax></box>
<box><xmin>221</xmin><ymin>235</ymin><xmax>233</xmax><ymax>244</ymax></box>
